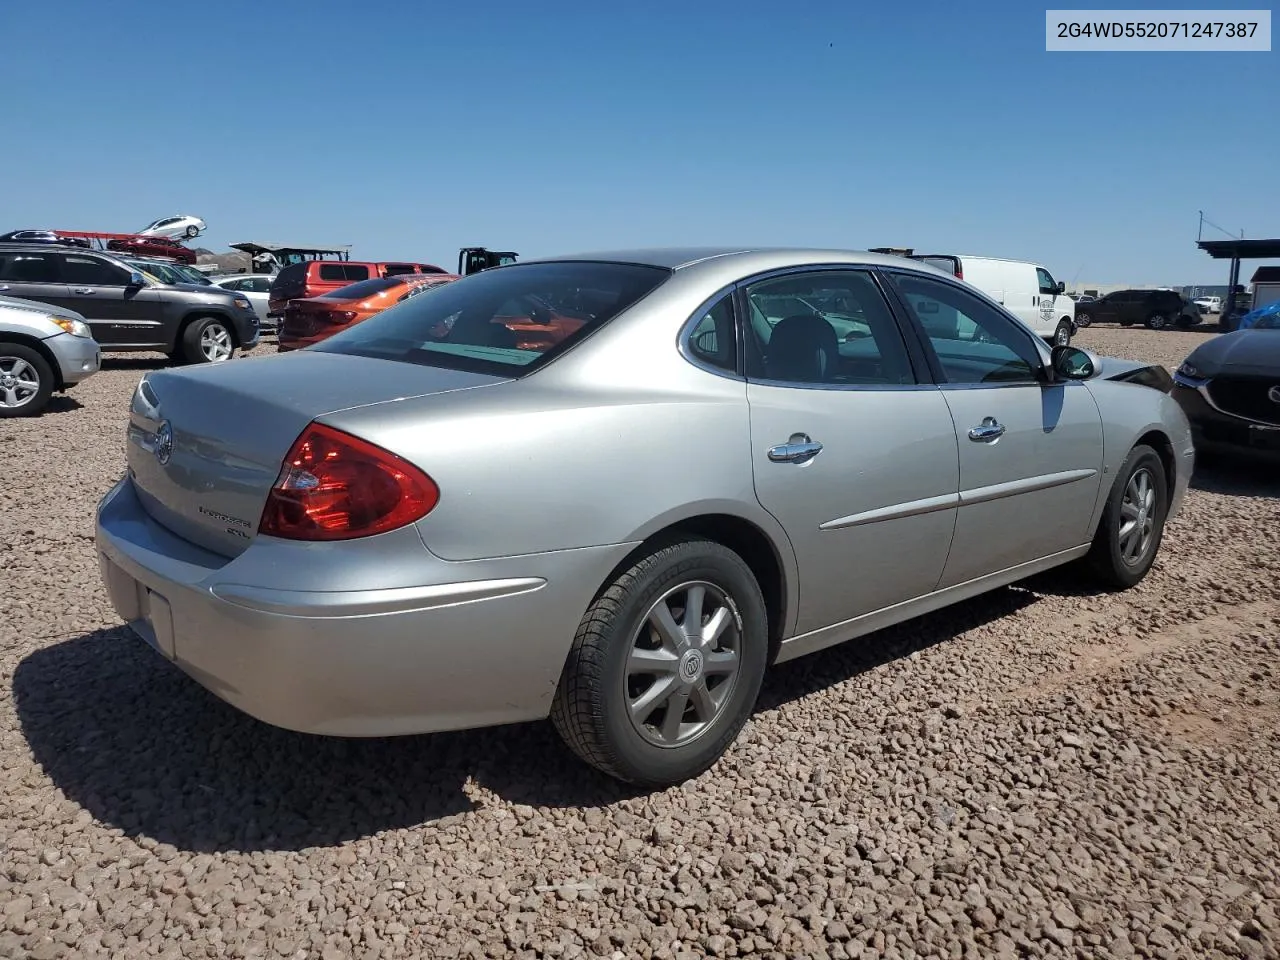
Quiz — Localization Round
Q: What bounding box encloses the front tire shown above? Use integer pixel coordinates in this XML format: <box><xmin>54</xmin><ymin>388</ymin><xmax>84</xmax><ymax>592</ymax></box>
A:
<box><xmin>551</xmin><ymin>538</ymin><xmax>769</xmax><ymax>786</ymax></box>
<box><xmin>180</xmin><ymin>316</ymin><xmax>235</xmax><ymax>364</ymax></box>
<box><xmin>0</xmin><ymin>343</ymin><xmax>54</xmax><ymax>417</ymax></box>
<box><xmin>185</xmin><ymin>224</ymin><xmax>200</xmax><ymax>238</ymax></box>
<box><xmin>1085</xmin><ymin>444</ymin><xmax>1168</xmax><ymax>590</ymax></box>
<box><xmin>1054</xmin><ymin>319</ymin><xmax>1072</xmax><ymax>346</ymax></box>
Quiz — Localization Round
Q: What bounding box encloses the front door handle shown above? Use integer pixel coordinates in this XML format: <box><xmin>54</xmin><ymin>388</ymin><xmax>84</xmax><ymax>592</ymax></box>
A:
<box><xmin>767</xmin><ymin>432</ymin><xmax>824</xmax><ymax>464</ymax></box>
<box><xmin>968</xmin><ymin>417</ymin><xmax>1006</xmax><ymax>443</ymax></box>
<box><xmin>72</xmin><ymin>288</ymin><xmax>96</xmax><ymax>295</ymax></box>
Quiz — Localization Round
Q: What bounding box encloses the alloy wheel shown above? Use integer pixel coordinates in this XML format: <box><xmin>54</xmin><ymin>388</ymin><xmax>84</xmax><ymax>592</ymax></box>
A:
<box><xmin>0</xmin><ymin>356</ymin><xmax>40</xmax><ymax>409</ymax></box>
<box><xmin>625</xmin><ymin>581</ymin><xmax>743</xmax><ymax>748</ymax></box>
<box><xmin>200</xmin><ymin>323</ymin><xmax>233</xmax><ymax>362</ymax></box>
<box><xmin>1118</xmin><ymin>467</ymin><xmax>1157</xmax><ymax>565</ymax></box>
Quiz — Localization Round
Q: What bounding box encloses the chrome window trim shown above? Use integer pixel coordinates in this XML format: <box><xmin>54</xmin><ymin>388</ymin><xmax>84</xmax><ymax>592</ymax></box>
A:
<box><xmin>676</xmin><ymin>282</ymin><xmax>745</xmax><ymax>382</ymax></box>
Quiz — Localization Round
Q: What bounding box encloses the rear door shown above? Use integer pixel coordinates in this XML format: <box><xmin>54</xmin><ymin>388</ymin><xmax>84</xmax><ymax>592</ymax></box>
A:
<box><xmin>0</xmin><ymin>250</ymin><xmax>72</xmax><ymax>309</ymax></box>
<box><xmin>885</xmin><ymin>270</ymin><xmax>1103</xmax><ymax>588</ymax></box>
<box><xmin>741</xmin><ymin>267</ymin><xmax>960</xmax><ymax>637</ymax></box>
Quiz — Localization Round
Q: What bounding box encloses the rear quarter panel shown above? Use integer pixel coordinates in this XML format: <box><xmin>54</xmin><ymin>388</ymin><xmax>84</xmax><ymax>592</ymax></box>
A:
<box><xmin>324</xmin><ymin>375</ymin><xmax>770</xmax><ymax>562</ymax></box>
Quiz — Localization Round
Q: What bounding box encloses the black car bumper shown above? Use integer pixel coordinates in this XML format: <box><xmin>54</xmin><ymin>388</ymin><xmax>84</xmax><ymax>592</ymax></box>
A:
<box><xmin>1172</xmin><ymin>381</ymin><xmax>1280</xmax><ymax>462</ymax></box>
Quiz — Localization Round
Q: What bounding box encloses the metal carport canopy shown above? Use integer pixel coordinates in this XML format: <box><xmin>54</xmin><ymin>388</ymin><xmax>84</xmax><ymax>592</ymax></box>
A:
<box><xmin>1197</xmin><ymin>238</ymin><xmax>1280</xmax><ymax>259</ymax></box>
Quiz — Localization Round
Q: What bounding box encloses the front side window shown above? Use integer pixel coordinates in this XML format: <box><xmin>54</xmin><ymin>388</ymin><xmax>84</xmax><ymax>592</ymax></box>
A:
<box><xmin>61</xmin><ymin>255</ymin><xmax>129</xmax><ymax>286</ymax></box>
<box><xmin>742</xmin><ymin>270</ymin><xmax>914</xmax><ymax>386</ymax></box>
<box><xmin>887</xmin><ymin>272</ymin><xmax>1041</xmax><ymax>385</ymax></box>
<box><xmin>1036</xmin><ymin>268</ymin><xmax>1058</xmax><ymax>294</ymax></box>
<box><xmin>0</xmin><ymin>253</ymin><xmax>59</xmax><ymax>283</ymax></box>
<box><xmin>686</xmin><ymin>295</ymin><xmax>737</xmax><ymax>373</ymax></box>
<box><xmin>312</xmin><ymin>261</ymin><xmax>670</xmax><ymax>376</ymax></box>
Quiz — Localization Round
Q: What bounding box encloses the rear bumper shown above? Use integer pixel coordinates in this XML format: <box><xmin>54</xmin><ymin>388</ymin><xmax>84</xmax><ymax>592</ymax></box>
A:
<box><xmin>43</xmin><ymin>332</ymin><xmax>100</xmax><ymax>386</ymax></box>
<box><xmin>1173</xmin><ymin>382</ymin><xmax>1280</xmax><ymax>462</ymax></box>
<box><xmin>94</xmin><ymin>476</ymin><xmax>631</xmax><ymax>737</ymax></box>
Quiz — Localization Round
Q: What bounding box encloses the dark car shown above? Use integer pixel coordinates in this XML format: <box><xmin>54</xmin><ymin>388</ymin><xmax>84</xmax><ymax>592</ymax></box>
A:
<box><xmin>1074</xmin><ymin>289</ymin><xmax>1202</xmax><ymax>330</ymax></box>
<box><xmin>0</xmin><ymin>245</ymin><xmax>259</xmax><ymax>364</ymax></box>
<box><xmin>0</xmin><ymin>230</ymin><xmax>92</xmax><ymax>249</ymax></box>
<box><xmin>1172</xmin><ymin>318</ymin><xmax>1280</xmax><ymax>461</ymax></box>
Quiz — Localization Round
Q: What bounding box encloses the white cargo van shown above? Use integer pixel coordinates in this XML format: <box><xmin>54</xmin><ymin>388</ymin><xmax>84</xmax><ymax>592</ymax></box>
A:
<box><xmin>905</xmin><ymin>254</ymin><xmax>1076</xmax><ymax>346</ymax></box>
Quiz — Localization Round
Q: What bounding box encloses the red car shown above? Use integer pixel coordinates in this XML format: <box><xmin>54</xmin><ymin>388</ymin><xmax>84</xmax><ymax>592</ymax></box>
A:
<box><xmin>278</xmin><ymin>274</ymin><xmax>460</xmax><ymax>351</ymax></box>
<box><xmin>106</xmin><ymin>235</ymin><xmax>197</xmax><ymax>264</ymax></box>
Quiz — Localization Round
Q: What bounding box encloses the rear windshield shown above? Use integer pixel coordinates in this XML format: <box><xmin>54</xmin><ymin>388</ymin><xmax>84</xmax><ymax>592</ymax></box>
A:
<box><xmin>311</xmin><ymin>261</ymin><xmax>670</xmax><ymax>376</ymax></box>
<box><xmin>319</xmin><ymin>276</ymin><xmax>404</xmax><ymax>299</ymax></box>
<box><xmin>271</xmin><ymin>263</ymin><xmax>307</xmax><ymax>298</ymax></box>
<box><xmin>318</xmin><ymin>263</ymin><xmax>370</xmax><ymax>282</ymax></box>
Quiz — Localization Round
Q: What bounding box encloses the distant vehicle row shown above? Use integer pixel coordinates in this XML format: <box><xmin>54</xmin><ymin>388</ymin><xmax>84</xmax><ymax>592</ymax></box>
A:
<box><xmin>1073</xmin><ymin>289</ymin><xmax>1203</xmax><ymax>330</ymax></box>
<box><xmin>0</xmin><ymin>294</ymin><xmax>100</xmax><ymax>417</ymax></box>
<box><xmin>0</xmin><ymin>244</ymin><xmax>259</xmax><ymax>364</ymax></box>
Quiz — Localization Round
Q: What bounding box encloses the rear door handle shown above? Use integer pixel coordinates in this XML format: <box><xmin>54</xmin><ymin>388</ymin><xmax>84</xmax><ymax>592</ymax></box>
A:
<box><xmin>73</xmin><ymin>288</ymin><xmax>96</xmax><ymax>295</ymax></box>
<box><xmin>968</xmin><ymin>417</ymin><xmax>1006</xmax><ymax>443</ymax></box>
<box><xmin>767</xmin><ymin>432</ymin><xmax>824</xmax><ymax>464</ymax></box>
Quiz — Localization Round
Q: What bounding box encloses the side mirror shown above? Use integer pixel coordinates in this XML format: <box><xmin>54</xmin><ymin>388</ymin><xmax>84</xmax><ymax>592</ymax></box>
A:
<box><xmin>1050</xmin><ymin>344</ymin><xmax>1095</xmax><ymax>380</ymax></box>
<box><xmin>1056</xmin><ymin>281</ymin><xmax>1066</xmax><ymax>294</ymax></box>
<box><xmin>127</xmin><ymin>271</ymin><xmax>146</xmax><ymax>287</ymax></box>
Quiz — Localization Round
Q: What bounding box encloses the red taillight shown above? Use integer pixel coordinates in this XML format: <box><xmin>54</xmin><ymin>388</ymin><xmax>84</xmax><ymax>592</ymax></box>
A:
<box><xmin>320</xmin><ymin>309</ymin><xmax>358</xmax><ymax>325</ymax></box>
<box><xmin>258</xmin><ymin>423</ymin><xmax>439</xmax><ymax>541</ymax></box>
<box><xmin>955</xmin><ymin>265</ymin><xmax>963</xmax><ymax>280</ymax></box>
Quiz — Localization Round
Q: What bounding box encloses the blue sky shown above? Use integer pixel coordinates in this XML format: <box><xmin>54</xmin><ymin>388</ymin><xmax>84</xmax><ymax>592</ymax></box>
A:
<box><xmin>1</xmin><ymin>0</ymin><xmax>1275</xmax><ymax>283</ymax></box>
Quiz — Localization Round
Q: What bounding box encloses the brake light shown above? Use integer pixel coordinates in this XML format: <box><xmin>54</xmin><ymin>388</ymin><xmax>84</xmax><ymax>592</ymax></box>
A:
<box><xmin>259</xmin><ymin>423</ymin><xmax>439</xmax><ymax>540</ymax></box>
<box><xmin>321</xmin><ymin>310</ymin><xmax>358</xmax><ymax>325</ymax></box>
<box><xmin>954</xmin><ymin>264</ymin><xmax>963</xmax><ymax>280</ymax></box>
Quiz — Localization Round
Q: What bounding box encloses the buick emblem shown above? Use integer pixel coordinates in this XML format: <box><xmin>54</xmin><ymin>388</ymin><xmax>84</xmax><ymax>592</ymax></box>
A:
<box><xmin>153</xmin><ymin>421</ymin><xmax>174</xmax><ymax>465</ymax></box>
<box><xmin>1269</xmin><ymin>386</ymin><xmax>1280</xmax><ymax>404</ymax></box>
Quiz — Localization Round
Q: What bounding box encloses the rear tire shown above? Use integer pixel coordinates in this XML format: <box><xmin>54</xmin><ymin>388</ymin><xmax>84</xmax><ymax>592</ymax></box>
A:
<box><xmin>180</xmin><ymin>316</ymin><xmax>235</xmax><ymax>364</ymax></box>
<box><xmin>551</xmin><ymin>538</ymin><xmax>769</xmax><ymax>786</ymax></box>
<box><xmin>1053</xmin><ymin>319</ymin><xmax>1072</xmax><ymax>346</ymax></box>
<box><xmin>1085</xmin><ymin>444</ymin><xmax>1168</xmax><ymax>590</ymax></box>
<box><xmin>185</xmin><ymin>224</ymin><xmax>200</xmax><ymax>238</ymax></box>
<box><xmin>1075</xmin><ymin>311</ymin><xmax>1092</xmax><ymax>328</ymax></box>
<box><xmin>0</xmin><ymin>342</ymin><xmax>54</xmax><ymax>418</ymax></box>
<box><xmin>1145</xmin><ymin>312</ymin><xmax>1169</xmax><ymax>331</ymax></box>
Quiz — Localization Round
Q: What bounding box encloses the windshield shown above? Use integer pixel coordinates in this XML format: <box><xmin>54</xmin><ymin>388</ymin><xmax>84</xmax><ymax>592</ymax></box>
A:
<box><xmin>127</xmin><ymin>260</ymin><xmax>180</xmax><ymax>284</ymax></box>
<box><xmin>319</xmin><ymin>276</ymin><xmax>405</xmax><ymax>300</ymax></box>
<box><xmin>312</xmin><ymin>261</ymin><xmax>670</xmax><ymax>376</ymax></box>
<box><xmin>174</xmin><ymin>266</ymin><xmax>211</xmax><ymax>284</ymax></box>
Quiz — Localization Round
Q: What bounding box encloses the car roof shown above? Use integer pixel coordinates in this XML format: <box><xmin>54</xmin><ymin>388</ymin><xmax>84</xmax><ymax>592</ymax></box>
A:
<box><xmin>521</xmin><ymin>246</ymin><xmax>954</xmax><ymax>278</ymax></box>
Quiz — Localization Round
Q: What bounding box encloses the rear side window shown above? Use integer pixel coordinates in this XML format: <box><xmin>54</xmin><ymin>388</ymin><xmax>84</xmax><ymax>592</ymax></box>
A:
<box><xmin>311</xmin><ymin>261</ymin><xmax>670</xmax><ymax>377</ymax></box>
<box><xmin>383</xmin><ymin>263</ymin><xmax>418</xmax><ymax>277</ymax></box>
<box><xmin>318</xmin><ymin>263</ymin><xmax>370</xmax><ymax>282</ymax></box>
<box><xmin>0</xmin><ymin>253</ymin><xmax>60</xmax><ymax>282</ymax></box>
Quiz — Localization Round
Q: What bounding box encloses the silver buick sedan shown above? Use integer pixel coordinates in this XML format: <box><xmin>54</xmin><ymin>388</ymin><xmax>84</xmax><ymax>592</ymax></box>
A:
<box><xmin>96</xmin><ymin>248</ymin><xmax>1194</xmax><ymax>786</ymax></box>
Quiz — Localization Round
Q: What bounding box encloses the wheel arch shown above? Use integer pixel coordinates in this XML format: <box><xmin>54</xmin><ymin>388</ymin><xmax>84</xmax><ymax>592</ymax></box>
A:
<box><xmin>177</xmin><ymin>310</ymin><xmax>241</xmax><ymax>350</ymax></box>
<box><xmin>593</xmin><ymin>510</ymin><xmax>795</xmax><ymax>665</ymax></box>
<box><xmin>0</xmin><ymin>333</ymin><xmax>64</xmax><ymax>389</ymax></box>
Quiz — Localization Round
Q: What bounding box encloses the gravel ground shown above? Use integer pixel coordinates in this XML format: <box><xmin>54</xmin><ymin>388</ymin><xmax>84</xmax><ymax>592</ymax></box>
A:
<box><xmin>1</xmin><ymin>326</ymin><xmax>1277</xmax><ymax>960</ymax></box>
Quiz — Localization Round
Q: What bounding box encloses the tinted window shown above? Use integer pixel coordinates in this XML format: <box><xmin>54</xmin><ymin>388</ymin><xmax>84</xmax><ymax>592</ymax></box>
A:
<box><xmin>383</xmin><ymin>263</ymin><xmax>419</xmax><ymax>277</ymax></box>
<box><xmin>62</xmin><ymin>255</ymin><xmax>129</xmax><ymax>285</ymax></box>
<box><xmin>687</xmin><ymin>296</ymin><xmax>737</xmax><ymax>374</ymax></box>
<box><xmin>743</xmin><ymin>270</ymin><xmax>914</xmax><ymax>385</ymax></box>
<box><xmin>0</xmin><ymin>253</ymin><xmax>59</xmax><ymax>282</ymax></box>
<box><xmin>888</xmin><ymin>272</ymin><xmax>1040</xmax><ymax>385</ymax></box>
<box><xmin>319</xmin><ymin>264</ymin><xmax>348</xmax><ymax>281</ymax></box>
<box><xmin>312</xmin><ymin>261</ymin><xmax>669</xmax><ymax>376</ymax></box>
<box><xmin>319</xmin><ymin>277</ymin><xmax>404</xmax><ymax>300</ymax></box>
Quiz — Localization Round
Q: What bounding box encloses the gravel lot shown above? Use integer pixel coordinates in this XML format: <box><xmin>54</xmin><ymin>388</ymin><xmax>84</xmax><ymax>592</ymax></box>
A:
<box><xmin>2</xmin><ymin>325</ymin><xmax>1277</xmax><ymax>960</ymax></box>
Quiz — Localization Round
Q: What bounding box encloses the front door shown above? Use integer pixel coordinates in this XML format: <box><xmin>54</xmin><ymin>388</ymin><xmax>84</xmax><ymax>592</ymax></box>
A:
<box><xmin>56</xmin><ymin>252</ymin><xmax>161</xmax><ymax>346</ymax></box>
<box><xmin>885</xmin><ymin>270</ymin><xmax>1104</xmax><ymax>589</ymax></box>
<box><xmin>1034</xmin><ymin>266</ymin><xmax>1064</xmax><ymax>336</ymax></box>
<box><xmin>741</xmin><ymin>268</ymin><xmax>960</xmax><ymax>637</ymax></box>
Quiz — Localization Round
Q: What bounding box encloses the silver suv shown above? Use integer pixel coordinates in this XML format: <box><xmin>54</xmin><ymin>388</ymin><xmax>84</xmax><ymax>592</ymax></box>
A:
<box><xmin>0</xmin><ymin>295</ymin><xmax>101</xmax><ymax>417</ymax></box>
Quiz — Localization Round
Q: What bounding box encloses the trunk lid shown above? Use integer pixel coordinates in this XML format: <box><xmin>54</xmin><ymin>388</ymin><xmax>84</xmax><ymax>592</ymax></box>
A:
<box><xmin>126</xmin><ymin>351</ymin><xmax>509</xmax><ymax>557</ymax></box>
